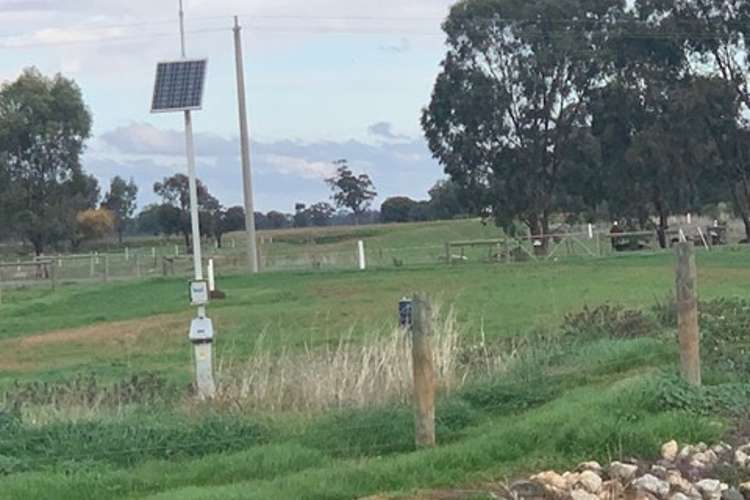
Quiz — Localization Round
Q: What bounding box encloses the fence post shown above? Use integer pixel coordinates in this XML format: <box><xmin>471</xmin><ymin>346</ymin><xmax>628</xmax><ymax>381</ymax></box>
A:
<box><xmin>90</xmin><ymin>253</ymin><xmax>95</xmax><ymax>278</ymax></box>
<box><xmin>103</xmin><ymin>255</ymin><xmax>110</xmax><ymax>282</ymax></box>
<box><xmin>152</xmin><ymin>247</ymin><xmax>157</xmax><ymax>267</ymax></box>
<box><xmin>357</xmin><ymin>240</ymin><xmax>366</xmax><ymax>271</ymax></box>
<box><xmin>675</xmin><ymin>241</ymin><xmax>701</xmax><ymax>386</ymax></box>
<box><xmin>135</xmin><ymin>254</ymin><xmax>142</xmax><ymax>278</ymax></box>
<box><xmin>49</xmin><ymin>262</ymin><xmax>56</xmax><ymax>291</ymax></box>
<box><xmin>411</xmin><ymin>293</ymin><xmax>436</xmax><ymax>449</ymax></box>
<box><xmin>444</xmin><ymin>243</ymin><xmax>451</xmax><ymax>265</ymax></box>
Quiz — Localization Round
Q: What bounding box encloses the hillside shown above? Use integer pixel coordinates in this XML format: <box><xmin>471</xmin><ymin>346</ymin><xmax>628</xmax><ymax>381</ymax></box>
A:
<box><xmin>2</xmin><ymin>220</ymin><xmax>750</xmax><ymax>499</ymax></box>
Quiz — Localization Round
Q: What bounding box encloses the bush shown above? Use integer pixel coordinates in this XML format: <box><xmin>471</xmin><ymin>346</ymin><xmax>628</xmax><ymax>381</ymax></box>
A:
<box><xmin>654</xmin><ymin>375</ymin><xmax>750</xmax><ymax>416</ymax></box>
<box><xmin>562</xmin><ymin>304</ymin><xmax>658</xmax><ymax>341</ymax></box>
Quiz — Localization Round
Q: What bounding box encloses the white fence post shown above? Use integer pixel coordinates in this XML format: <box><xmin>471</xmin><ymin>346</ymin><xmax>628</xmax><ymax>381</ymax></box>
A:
<box><xmin>207</xmin><ymin>259</ymin><xmax>215</xmax><ymax>292</ymax></box>
<box><xmin>358</xmin><ymin>240</ymin><xmax>366</xmax><ymax>271</ymax></box>
<box><xmin>588</xmin><ymin>223</ymin><xmax>594</xmax><ymax>240</ymax></box>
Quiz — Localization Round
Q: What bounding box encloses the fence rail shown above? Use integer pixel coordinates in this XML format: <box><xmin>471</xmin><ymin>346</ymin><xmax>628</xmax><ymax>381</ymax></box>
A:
<box><xmin>0</xmin><ymin>222</ymin><xmax>740</xmax><ymax>290</ymax></box>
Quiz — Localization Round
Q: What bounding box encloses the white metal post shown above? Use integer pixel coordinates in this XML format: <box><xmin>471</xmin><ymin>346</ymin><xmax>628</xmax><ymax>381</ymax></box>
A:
<box><xmin>358</xmin><ymin>240</ymin><xmax>366</xmax><ymax>271</ymax></box>
<box><xmin>588</xmin><ymin>223</ymin><xmax>594</xmax><ymax>240</ymax></box>
<box><xmin>179</xmin><ymin>0</ymin><xmax>213</xmax><ymax>399</ymax></box>
<box><xmin>184</xmin><ymin>111</ymin><xmax>203</xmax><ymax>281</ymax></box>
<box><xmin>233</xmin><ymin>16</ymin><xmax>259</xmax><ymax>274</ymax></box>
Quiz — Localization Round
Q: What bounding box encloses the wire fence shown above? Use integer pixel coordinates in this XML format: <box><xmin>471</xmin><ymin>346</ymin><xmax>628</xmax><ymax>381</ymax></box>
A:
<box><xmin>0</xmin><ymin>218</ymin><xmax>745</xmax><ymax>290</ymax></box>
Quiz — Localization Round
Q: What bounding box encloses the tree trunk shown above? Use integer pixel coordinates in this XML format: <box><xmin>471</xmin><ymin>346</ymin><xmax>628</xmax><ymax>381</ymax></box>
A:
<box><xmin>657</xmin><ymin>211</ymin><xmax>669</xmax><ymax>249</ymax></box>
<box><xmin>216</xmin><ymin>234</ymin><xmax>223</xmax><ymax>249</ymax></box>
<box><xmin>728</xmin><ymin>180</ymin><xmax>750</xmax><ymax>242</ymax></box>
<box><xmin>184</xmin><ymin>232</ymin><xmax>191</xmax><ymax>255</ymax></box>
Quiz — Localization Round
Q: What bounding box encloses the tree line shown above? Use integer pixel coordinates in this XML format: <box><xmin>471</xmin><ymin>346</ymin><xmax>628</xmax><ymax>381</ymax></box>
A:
<box><xmin>422</xmin><ymin>0</ymin><xmax>750</xmax><ymax>247</ymax></box>
<box><xmin>0</xmin><ymin>71</ymin><xmax>461</xmax><ymax>256</ymax></box>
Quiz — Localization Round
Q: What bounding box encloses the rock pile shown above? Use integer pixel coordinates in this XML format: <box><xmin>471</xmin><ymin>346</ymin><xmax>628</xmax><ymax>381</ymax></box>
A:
<box><xmin>515</xmin><ymin>440</ymin><xmax>750</xmax><ymax>500</ymax></box>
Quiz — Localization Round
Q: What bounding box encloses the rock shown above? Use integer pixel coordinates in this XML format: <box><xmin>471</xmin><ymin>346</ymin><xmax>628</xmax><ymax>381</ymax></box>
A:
<box><xmin>609</xmin><ymin>462</ymin><xmax>639</xmax><ymax>483</ymax></box>
<box><xmin>680</xmin><ymin>446</ymin><xmax>695</xmax><ymax>460</ymax></box>
<box><xmin>663</xmin><ymin>441</ymin><xmax>680</xmax><ymax>462</ymax></box>
<box><xmin>578</xmin><ymin>461</ymin><xmax>603</xmax><ymax>474</ymax></box>
<box><xmin>633</xmin><ymin>474</ymin><xmax>671</xmax><ymax>497</ymax></box>
<box><xmin>578</xmin><ymin>471</ymin><xmax>603</xmax><ymax>494</ymax></box>
<box><xmin>564</xmin><ymin>472</ymin><xmax>583</xmax><ymax>489</ymax></box>
<box><xmin>722</xmin><ymin>488</ymin><xmax>744</xmax><ymax>500</ymax></box>
<box><xmin>600</xmin><ymin>480</ymin><xmax>624</xmax><ymax>500</ymax></box>
<box><xmin>712</xmin><ymin>443</ymin><xmax>732</xmax><ymax>455</ymax></box>
<box><xmin>510</xmin><ymin>480</ymin><xmax>546</xmax><ymax>498</ymax></box>
<box><xmin>666</xmin><ymin>470</ymin><xmax>700</xmax><ymax>497</ymax></box>
<box><xmin>738</xmin><ymin>482</ymin><xmax>750</xmax><ymax>499</ymax></box>
<box><xmin>696</xmin><ymin>443</ymin><xmax>709</xmax><ymax>453</ymax></box>
<box><xmin>571</xmin><ymin>489</ymin><xmax>600</xmax><ymax>500</ymax></box>
<box><xmin>670</xmin><ymin>494</ymin><xmax>691</xmax><ymax>500</ymax></box>
<box><xmin>736</xmin><ymin>450</ymin><xmax>750</xmax><ymax>468</ymax></box>
<box><xmin>651</xmin><ymin>465</ymin><xmax>668</xmax><ymax>478</ymax></box>
<box><xmin>531</xmin><ymin>471</ymin><xmax>567</xmax><ymax>491</ymax></box>
<box><xmin>697</xmin><ymin>479</ymin><xmax>723</xmax><ymax>499</ymax></box>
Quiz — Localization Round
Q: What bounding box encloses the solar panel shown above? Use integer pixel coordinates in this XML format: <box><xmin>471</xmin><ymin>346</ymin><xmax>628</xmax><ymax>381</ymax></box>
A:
<box><xmin>151</xmin><ymin>59</ymin><xmax>208</xmax><ymax>113</ymax></box>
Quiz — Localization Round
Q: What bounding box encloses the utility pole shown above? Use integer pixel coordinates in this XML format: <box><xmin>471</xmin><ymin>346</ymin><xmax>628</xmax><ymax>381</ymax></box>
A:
<box><xmin>233</xmin><ymin>16</ymin><xmax>259</xmax><ymax>274</ymax></box>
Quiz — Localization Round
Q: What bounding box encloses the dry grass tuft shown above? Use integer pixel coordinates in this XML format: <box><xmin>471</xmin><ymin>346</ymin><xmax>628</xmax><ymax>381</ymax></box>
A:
<box><xmin>211</xmin><ymin>304</ymin><xmax>513</xmax><ymax>414</ymax></box>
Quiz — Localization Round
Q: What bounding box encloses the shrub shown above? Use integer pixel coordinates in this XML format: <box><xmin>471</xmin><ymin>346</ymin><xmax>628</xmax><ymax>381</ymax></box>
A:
<box><xmin>562</xmin><ymin>304</ymin><xmax>658</xmax><ymax>341</ymax></box>
<box><xmin>654</xmin><ymin>375</ymin><xmax>750</xmax><ymax>416</ymax></box>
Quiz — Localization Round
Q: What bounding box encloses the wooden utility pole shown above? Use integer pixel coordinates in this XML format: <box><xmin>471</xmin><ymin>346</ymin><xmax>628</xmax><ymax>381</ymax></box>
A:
<box><xmin>233</xmin><ymin>16</ymin><xmax>259</xmax><ymax>274</ymax></box>
<box><xmin>675</xmin><ymin>241</ymin><xmax>701</xmax><ymax>386</ymax></box>
<box><xmin>411</xmin><ymin>293</ymin><xmax>436</xmax><ymax>448</ymax></box>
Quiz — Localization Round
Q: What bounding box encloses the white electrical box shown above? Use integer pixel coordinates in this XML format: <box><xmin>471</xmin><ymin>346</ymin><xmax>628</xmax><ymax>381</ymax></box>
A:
<box><xmin>189</xmin><ymin>316</ymin><xmax>214</xmax><ymax>342</ymax></box>
<box><xmin>189</xmin><ymin>280</ymin><xmax>209</xmax><ymax>306</ymax></box>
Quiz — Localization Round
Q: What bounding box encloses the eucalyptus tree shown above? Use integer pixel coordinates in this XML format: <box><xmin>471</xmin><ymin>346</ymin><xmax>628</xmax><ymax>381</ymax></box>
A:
<box><xmin>422</xmin><ymin>0</ymin><xmax>626</xmax><ymax>242</ymax></box>
<box><xmin>0</xmin><ymin>68</ymin><xmax>93</xmax><ymax>254</ymax></box>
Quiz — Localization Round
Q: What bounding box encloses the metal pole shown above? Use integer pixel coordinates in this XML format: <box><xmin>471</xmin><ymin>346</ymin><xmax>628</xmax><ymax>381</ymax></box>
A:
<box><xmin>179</xmin><ymin>0</ymin><xmax>213</xmax><ymax>399</ymax></box>
<box><xmin>233</xmin><ymin>16</ymin><xmax>259</xmax><ymax>274</ymax></box>
<box><xmin>179</xmin><ymin>0</ymin><xmax>186</xmax><ymax>58</ymax></box>
<box><xmin>184</xmin><ymin>111</ymin><xmax>203</xmax><ymax>281</ymax></box>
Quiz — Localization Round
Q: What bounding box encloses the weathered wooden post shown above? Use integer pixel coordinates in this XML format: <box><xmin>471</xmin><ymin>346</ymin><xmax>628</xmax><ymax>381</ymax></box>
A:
<box><xmin>49</xmin><ymin>261</ymin><xmax>56</xmax><ymax>291</ymax></box>
<box><xmin>410</xmin><ymin>293</ymin><xmax>436</xmax><ymax>448</ymax></box>
<box><xmin>675</xmin><ymin>241</ymin><xmax>701</xmax><ymax>386</ymax></box>
<box><xmin>445</xmin><ymin>242</ymin><xmax>451</xmax><ymax>265</ymax></box>
<box><xmin>135</xmin><ymin>254</ymin><xmax>142</xmax><ymax>278</ymax></box>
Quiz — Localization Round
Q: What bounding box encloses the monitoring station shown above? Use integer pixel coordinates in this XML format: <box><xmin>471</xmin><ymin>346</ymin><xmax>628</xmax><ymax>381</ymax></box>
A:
<box><xmin>150</xmin><ymin>1</ymin><xmax>216</xmax><ymax>399</ymax></box>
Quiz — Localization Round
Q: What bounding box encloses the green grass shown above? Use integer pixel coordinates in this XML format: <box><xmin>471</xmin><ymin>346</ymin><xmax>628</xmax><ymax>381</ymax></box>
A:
<box><xmin>2</xmin><ymin>221</ymin><xmax>750</xmax><ymax>499</ymax></box>
<box><xmin>2</xmin><ymin>247</ymin><xmax>750</xmax><ymax>384</ymax></box>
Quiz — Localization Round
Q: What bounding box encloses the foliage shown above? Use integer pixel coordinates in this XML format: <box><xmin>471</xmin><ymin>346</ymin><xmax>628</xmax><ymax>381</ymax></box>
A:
<box><xmin>422</xmin><ymin>0</ymin><xmax>623</xmax><ymax>238</ymax></box>
<box><xmin>213</xmin><ymin>206</ymin><xmax>246</xmax><ymax>247</ymax></box>
<box><xmin>381</xmin><ymin>196</ymin><xmax>420</xmax><ymax>223</ymax></box>
<box><xmin>326</xmin><ymin>159</ymin><xmax>377</xmax><ymax>221</ymax></box>
<box><xmin>654</xmin><ymin>375</ymin><xmax>750</xmax><ymax>416</ymax></box>
<box><xmin>562</xmin><ymin>304</ymin><xmax>659</xmax><ymax>342</ymax></box>
<box><xmin>153</xmin><ymin>174</ymin><xmax>220</xmax><ymax>248</ymax></box>
<box><xmin>0</xmin><ymin>68</ymin><xmax>93</xmax><ymax>254</ymax></box>
<box><xmin>102</xmin><ymin>176</ymin><xmax>138</xmax><ymax>244</ymax></box>
<box><xmin>73</xmin><ymin>209</ymin><xmax>114</xmax><ymax>249</ymax></box>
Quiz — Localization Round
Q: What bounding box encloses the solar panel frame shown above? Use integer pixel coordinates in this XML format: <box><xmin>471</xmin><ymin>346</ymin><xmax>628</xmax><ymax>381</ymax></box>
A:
<box><xmin>150</xmin><ymin>59</ymin><xmax>208</xmax><ymax>113</ymax></box>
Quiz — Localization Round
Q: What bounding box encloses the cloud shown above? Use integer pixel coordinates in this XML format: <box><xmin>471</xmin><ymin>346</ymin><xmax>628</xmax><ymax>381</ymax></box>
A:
<box><xmin>87</xmin><ymin>122</ymin><xmax>443</xmax><ymax>212</ymax></box>
<box><xmin>260</xmin><ymin>154</ymin><xmax>336</xmax><ymax>179</ymax></box>
<box><xmin>368</xmin><ymin>121</ymin><xmax>410</xmax><ymax>142</ymax></box>
<box><xmin>100</xmin><ymin>123</ymin><xmax>237</xmax><ymax>158</ymax></box>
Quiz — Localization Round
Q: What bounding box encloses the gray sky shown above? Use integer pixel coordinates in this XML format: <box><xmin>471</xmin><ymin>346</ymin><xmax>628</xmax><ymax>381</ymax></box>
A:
<box><xmin>0</xmin><ymin>0</ymin><xmax>455</xmax><ymax>212</ymax></box>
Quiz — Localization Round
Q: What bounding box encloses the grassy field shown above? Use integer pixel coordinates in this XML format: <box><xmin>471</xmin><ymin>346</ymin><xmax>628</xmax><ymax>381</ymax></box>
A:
<box><xmin>2</xmin><ymin>220</ymin><xmax>750</xmax><ymax>499</ymax></box>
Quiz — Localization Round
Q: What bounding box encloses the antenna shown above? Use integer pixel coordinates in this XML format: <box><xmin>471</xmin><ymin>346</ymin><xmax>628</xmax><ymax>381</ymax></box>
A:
<box><xmin>179</xmin><ymin>0</ymin><xmax>186</xmax><ymax>58</ymax></box>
